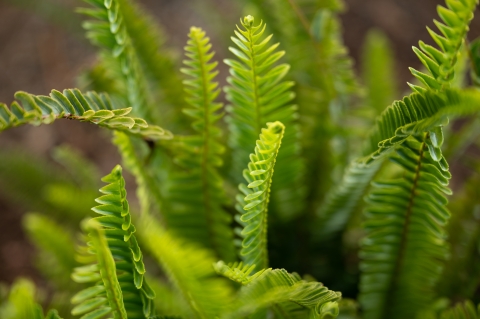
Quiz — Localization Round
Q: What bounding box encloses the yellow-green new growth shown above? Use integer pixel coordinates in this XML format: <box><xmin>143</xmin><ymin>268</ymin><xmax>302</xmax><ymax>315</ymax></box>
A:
<box><xmin>72</xmin><ymin>165</ymin><xmax>155</xmax><ymax>318</ymax></box>
<box><xmin>236</xmin><ymin>121</ymin><xmax>285</xmax><ymax>272</ymax></box>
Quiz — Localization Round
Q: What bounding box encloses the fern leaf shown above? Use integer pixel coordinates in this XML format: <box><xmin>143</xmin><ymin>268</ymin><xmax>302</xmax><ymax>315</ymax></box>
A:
<box><xmin>79</xmin><ymin>0</ymin><xmax>156</xmax><ymax>122</ymax></box>
<box><xmin>225</xmin><ymin>15</ymin><xmax>305</xmax><ymax>221</ymax></box>
<box><xmin>162</xmin><ymin>27</ymin><xmax>235</xmax><ymax>261</ymax></box>
<box><xmin>223</xmin><ymin>268</ymin><xmax>341</xmax><ymax>318</ymax></box>
<box><xmin>0</xmin><ymin>89</ymin><xmax>171</xmax><ymax>140</ymax></box>
<box><xmin>72</xmin><ymin>165</ymin><xmax>155</xmax><ymax>318</ymax></box>
<box><xmin>410</xmin><ymin>0</ymin><xmax>478</xmax><ymax>91</ymax></box>
<box><xmin>359</xmin><ymin>134</ymin><xmax>451</xmax><ymax>319</ymax></box>
<box><xmin>236</xmin><ymin>121</ymin><xmax>285</xmax><ymax>272</ymax></box>
<box><xmin>72</xmin><ymin>220</ymin><xmax>129</xmax><ymax>319</ymax></box>
<box><xmin>140</xmin><ymin>214</ymin><xmax>234</xmax><ymax>318</ymax></box>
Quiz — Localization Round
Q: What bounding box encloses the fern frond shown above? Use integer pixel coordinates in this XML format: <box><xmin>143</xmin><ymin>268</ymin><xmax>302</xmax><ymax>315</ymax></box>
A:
<box><xmin>236</xmin><ymin>121</ymin><xmax>285</xmax><ymax>272</ymax></box>
<box><xmin>359</xmin><ymin>134</ymin><xmax>451</xmax><ymax>319</ymax></box>
<box><xmin>140</xmin><ymin>214</ymin><xmax>234</xmax><ymax>318</ymax></box>
<box><xmin>72</xmin><ymin>220</ymin><xmax>128</xmax><ymax>319</ymax></box>
<box><xmin>225</xmin><ymin>15</ymin><xmax>305</xmax><ymax>221</ymax></box>
<box><xmin>224</xmin><ymin>268</ymin><xmax>341</xmax><ymax>318</ymax></box>
<box><xmin>72</xmin><ymin>165</ymin><xmax>155</xmax><ymax>318</ymax></box>
<box><xmin>409</xmin><ymin>0</ymin><xmax>478</xmax><ymax>92</ymax></box>
<box><xmin>79</xmin><ymin>0</ymin><xmax>156</xmax><ymax>122</ymax></box>
<box><xmin>317</xmin><ymin>87</ymin><xmax>480</xmax><ymax>235</ymax></box>
<box><xmin>0</xmin><ymin>89</ymin><xmax>171</xmax><ymax>140</ymax></box>
<box><xmin>162</xmin><ymin>27</ymin><xmax>235</xmax><ymax>261</ymax></box>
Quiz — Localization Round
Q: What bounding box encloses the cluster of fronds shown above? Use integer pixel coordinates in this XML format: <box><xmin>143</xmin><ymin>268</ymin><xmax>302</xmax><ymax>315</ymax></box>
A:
<box><xmin>2</xmin><ymin>0</ymin><xmax>480</xmax><ymax>318</ymax></box>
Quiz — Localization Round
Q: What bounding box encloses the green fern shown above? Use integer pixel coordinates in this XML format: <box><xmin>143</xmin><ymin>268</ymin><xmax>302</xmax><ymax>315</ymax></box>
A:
<box><xmin>236</xmin><ymin>121</ymin><xmax>285</xmax><ymax>272</ymax></box>
<box><xmin>318</xmin><ymin>0</ymin><xmax>477</xmax><ymax>237</ymax></box>
<box><xmin>162</xmin><ymin>27</ymin><xmax>235</xmax><ymax>261</ymax></box>
<box><xmin>225</xmin><ymin>15</ymin><xmax>305</xmax><ymax>221</ymax></box>
<box><xmin>72</xmin><ymin>220</ymin><xmax>129</xmax><ymax>319</ymax></box>
<box><xmin>359</xmin><ymin>134</ymin><xmax>451</xmax><ymax>319</ymax></box>
<box><xmin>0</xmin><ymin>89</ymin><xmax>171</xmax><ymax>140</ymax></box>
<box><xmin>72</xmin><ymin>165</ymin><xmax>155</xmax><ymax>318</ymax></box>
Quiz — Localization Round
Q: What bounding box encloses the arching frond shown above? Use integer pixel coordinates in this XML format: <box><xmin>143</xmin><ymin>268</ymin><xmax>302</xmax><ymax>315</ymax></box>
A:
<box><xmin>162</xmin><ymin>27</ymin><xmax>235</xmax><ymax>261</ymax></box>
<box><xmin>225</xmin><ymin>15</ymin><xmax>305</xmax><ymax>221</ymax></box>
<box><xmin>236</xmin><ymin>121</ymin><xmax>285</xmax><ymax>272</ymax></box>
<box><xmin>223</xmin><ymin>268</ymin><xmax>341</xmax><ymax>319</ymax></box>
<box><xmin>139</xmin><ymin>214</ymin><xmax>234</xmax><ymax>318</ymax></box>
<box><xmin>0</xmin><ymin>89</ymin><xmax>171</xmax><ymax>140</ymax></box>
<box><xmin>79</xmin><ymin>0</ymin><xmax>156</xmax><ymax>122</ymax></box>
<box><xmin>72</xmin><ymin>165</ymin><xmax>155</xmax><ymax>318</ymax></box>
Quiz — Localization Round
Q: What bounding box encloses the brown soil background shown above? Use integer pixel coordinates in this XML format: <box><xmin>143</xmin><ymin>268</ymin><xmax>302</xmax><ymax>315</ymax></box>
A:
<box><xmin>0</xmin><ymin>0</ymin><xmax>479</xmax><ymax>286</ymax></box>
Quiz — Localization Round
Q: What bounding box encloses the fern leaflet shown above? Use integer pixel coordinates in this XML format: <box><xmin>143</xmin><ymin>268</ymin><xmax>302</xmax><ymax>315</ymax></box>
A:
<box><xmin>0</xmin><ymin>89</ymin><xmax>171</xmax><ymax>140</ymax></box>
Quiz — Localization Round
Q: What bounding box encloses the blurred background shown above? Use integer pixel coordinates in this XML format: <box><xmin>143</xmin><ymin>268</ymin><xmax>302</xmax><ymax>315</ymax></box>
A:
<box><xmin>0</xmin><ymin>0</ymin><xmax>479</xmax><ymax>289</ymax></box>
